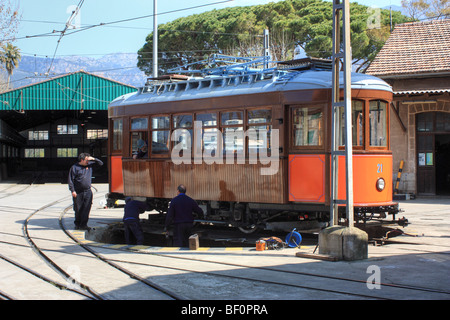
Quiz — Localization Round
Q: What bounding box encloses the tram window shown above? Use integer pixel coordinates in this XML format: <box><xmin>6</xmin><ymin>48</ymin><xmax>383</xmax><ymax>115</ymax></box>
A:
<box><xmin>173</xmin><ymin>114</ymin><xmax>193</xmax><ymax>128</ymax></box>
<box><xmin>223</xmin><ymin>127</ymin><xmax>244</xmax><ymax>154</ymax></box>
<box><xmin>221</xmin><ymin>111</ymin><xmax>244</xmax><ymax>125</ymax></box>
<box><xmin>196</xmin><ymin>113</ymin><xmax>217</xmax><ymax>127</ymax></box>
<box><xmin>131</xmin><ymin>132</ymin><xmax>148</xmax><ymax>158</ymax></box>
<box><xmin>369</xmin><ymin>100</ymin><xmax>387</xmax><ymax>147</ymax></box>
<box><xmin>248</xmin><ymin>109</ymin><xmax>272</xmax><ymax>154</ymax></box>
<box><xmin>112</xmin><ymin>119</ymin><xmax>123</xmax><ymax>151</ymax></box>
<box><xmin>293</xmin><ymin>107</ymin><xmax>323</xmax><ymax>147</ymax></box>
<box><xmin>131</xmin><ymin>118</ymin><xmax>148</xmax><ymax>130</ymax></box>
<box><xmin>151</xmin><ymin>116</ymin><xmax>170</xmax><ymax>155</ymax></box>
<box><xmin>338</xmin><ymin>101</ymin><xmax>364</xmax><ymax>147</ymax></box>
<box><xmin>248</xmin><ymin>109</ymin><xmax>272</xmax><ymax>124</ymax></box>
<box><xmin>152</xmin><ymin>116</ymin><xmax>170</xmax><ymax>129</ymax></box>
<box><xmin>151</xmin><ymin>130</ymin><xmax>170</xmax><ymax>154</ymax></box>
<box><xmin>195</xmin><ymin>113</ymin><xmax>218</xmax><ymax>156</ymax></box>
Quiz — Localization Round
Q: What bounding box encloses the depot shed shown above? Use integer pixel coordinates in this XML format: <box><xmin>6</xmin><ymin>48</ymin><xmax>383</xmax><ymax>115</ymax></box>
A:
<box><xmin>0</xmin><ymin>70</ymin><xmax>137</xmax><ymax>181</ymax></box>
<box><xmin>366</xmin><ymin>19</ymin><xmax>450</xmax><ymax>196</ymax></box>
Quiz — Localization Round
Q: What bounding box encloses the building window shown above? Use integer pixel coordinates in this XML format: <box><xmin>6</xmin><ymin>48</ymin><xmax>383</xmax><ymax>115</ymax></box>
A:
<box><xmin>25</xmin><ymin>148</ymin><xmax>45</xmax><ymax>158</ymax></box>
<box><xmin>28</xmin><ymin>130</ymin><xmax>49</xmax><ymax>141</ymax></box>
<box><xmin>57</xmin><ymin>124</ymin><xmax>78</xmax><ymax>135</ymax></box>
<box><xmin>57</xmin><ymin>148</ymin><xmax>78</xmax><ymax>158</ymax></box>
<box><xmin>87</xmin><ymin>129</ymin><xmax>108</xmax><ymax>139</ymax></box>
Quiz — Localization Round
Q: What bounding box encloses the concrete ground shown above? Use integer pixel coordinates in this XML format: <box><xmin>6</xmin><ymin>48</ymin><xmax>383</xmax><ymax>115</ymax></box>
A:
<box><xmin>0</xmin><ymin>182</ymin><xmax>449</xmax><ymax>307</ymax></box>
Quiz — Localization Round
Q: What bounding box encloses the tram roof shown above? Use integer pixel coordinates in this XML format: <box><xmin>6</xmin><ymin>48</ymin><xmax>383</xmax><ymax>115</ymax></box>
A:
<box><xmin>109</xmin><ymin>70</ymin><xmax>392</xmax><ymax>108</ymax></box>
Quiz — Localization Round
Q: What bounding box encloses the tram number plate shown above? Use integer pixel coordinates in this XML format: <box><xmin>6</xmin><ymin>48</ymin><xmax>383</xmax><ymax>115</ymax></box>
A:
<box><xmin>377</xmin><ymin>163</ymin><xmax>383</xmax><ymax>173</ymax></box>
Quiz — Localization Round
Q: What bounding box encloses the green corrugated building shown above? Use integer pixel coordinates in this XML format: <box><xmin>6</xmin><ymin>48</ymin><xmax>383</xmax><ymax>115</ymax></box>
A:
<box><xmin>0</xmin><ymin>70</ymin><xmax>137</xmax><ymax>181</ymax></box>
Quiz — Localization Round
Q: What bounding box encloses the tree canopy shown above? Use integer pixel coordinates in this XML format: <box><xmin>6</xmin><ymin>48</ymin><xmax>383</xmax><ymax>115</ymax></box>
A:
<box><xmin>137</xmin><ymin>0</ymin><xmax>410</xmax><ymax>75</ymax></box>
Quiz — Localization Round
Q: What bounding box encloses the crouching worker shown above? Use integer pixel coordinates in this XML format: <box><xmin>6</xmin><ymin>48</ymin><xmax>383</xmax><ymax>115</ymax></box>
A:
<box><xmin>123</xmin><ymin>197</ymin><xmax>149</xmax><ymax>245</ymax></box>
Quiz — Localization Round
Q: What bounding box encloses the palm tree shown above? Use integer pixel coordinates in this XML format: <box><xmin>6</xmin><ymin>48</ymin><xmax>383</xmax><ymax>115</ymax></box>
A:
<box><xmin>0</xmin><ymin>43</ymin><xmax>21</xmax><ymax>89</ymax></box>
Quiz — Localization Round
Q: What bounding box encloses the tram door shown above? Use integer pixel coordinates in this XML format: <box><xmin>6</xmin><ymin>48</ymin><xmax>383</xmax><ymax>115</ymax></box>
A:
<box><xmin>416</xmin><ymin>112</ymin><xmax>450</xmax><ymax>195</ymax></box>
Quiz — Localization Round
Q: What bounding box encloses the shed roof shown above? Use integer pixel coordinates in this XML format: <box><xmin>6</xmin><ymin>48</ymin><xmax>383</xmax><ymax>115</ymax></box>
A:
<box><xmin>0</xmin><ymin>70</ymin><xmax>136</xmax><ymax>112</ymax></box>
<box><xmin>366</xmin><ymin>19</ymin><xmax>450</xmax><ymax>78</ymax></box>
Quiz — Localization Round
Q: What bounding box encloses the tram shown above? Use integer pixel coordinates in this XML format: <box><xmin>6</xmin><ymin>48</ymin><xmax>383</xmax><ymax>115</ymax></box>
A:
<box><xmin>106</xmin><ymin>56</ymin><xmax>400</xmax><ymax>233</ymax></box>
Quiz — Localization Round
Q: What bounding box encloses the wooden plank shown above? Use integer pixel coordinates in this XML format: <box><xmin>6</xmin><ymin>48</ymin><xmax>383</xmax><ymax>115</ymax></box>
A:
<box><xmin>295</xmin><ymin>252</ymin><xmax>340</xmax><ymax>262</ymax></box>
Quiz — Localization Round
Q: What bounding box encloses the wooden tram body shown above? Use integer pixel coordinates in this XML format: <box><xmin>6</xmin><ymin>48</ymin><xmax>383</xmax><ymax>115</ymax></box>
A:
<box><xmin>107</xmin><ymin>66</ymin><xmax>399</xmax><ymax>232</ymax></box>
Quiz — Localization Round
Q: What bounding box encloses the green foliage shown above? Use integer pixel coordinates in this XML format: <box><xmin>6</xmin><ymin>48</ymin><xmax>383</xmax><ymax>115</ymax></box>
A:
<box><xmin>137</xmin><ymin>0</ymin><xmax>410</xmax><ymax>75</ymax></box>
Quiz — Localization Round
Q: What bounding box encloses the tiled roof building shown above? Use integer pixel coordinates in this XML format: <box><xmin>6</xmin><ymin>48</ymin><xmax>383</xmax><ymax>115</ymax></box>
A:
<box><xmin>366</xmin><ymin>19</ymin><xmax>450</xmax><ymax>196</ymax></box>
<box><xmin>367</xmin><ymin>19</ymin><xmax>450</xmax><ymax>78</ymax></box>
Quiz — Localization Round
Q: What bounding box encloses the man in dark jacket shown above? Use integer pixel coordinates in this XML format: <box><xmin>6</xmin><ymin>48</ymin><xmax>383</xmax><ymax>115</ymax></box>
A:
<box><xmin>123</xmin><ymin>197</ymin><xmax>149</xmax><ymax>245</ymax></box>
<box><xmin>164</xmin><ymin>184</ymin><xmax>203</xmax><ymax>247</ymax></box>
<box><xmin>68</xmin><ymin>153</ymin><xmax>103</xmax><ymax>230</ymax></box>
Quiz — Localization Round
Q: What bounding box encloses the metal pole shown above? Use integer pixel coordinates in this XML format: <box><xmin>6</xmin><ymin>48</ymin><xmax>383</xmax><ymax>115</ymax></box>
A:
<box><xmin>153</xmin><ymin>0</ymin><xmax>158</xmax><ymax>78</ymax></box>
<box><xmin>263</xmin><ymin>29</ymin><xmax>270</xmax><ymax>69</ymax></box>
<box><xmin>342</xmin><ymin>0</ymin><xmax>354</xmax><ymax>226</ymax></box>
<box><xmin>330</xmin><ymin>0</ymin><xmax>353</xmax><ymax>226</ymax></box>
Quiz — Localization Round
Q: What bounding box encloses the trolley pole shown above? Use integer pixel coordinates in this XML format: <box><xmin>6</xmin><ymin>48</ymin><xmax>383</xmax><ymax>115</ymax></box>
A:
<box><xmin>330</xmin><ymin>0</ymin><xmax>354</xmax><ymax>227</ymax></box>
<box><xmin>153</xmin><ymin>0</ymin><xmax>158</xmax><ymax>79</ymax></box>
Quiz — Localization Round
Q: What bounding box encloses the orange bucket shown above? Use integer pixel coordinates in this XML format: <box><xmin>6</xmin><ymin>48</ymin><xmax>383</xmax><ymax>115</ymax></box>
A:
<box><xmin>255</xmin><ymin>240</ymin><xmax>266</xmax><ymax>251</ymax></box>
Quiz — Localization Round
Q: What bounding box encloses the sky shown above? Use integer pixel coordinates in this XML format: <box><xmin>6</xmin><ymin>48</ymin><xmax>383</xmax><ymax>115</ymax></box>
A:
<box><xmin>12</xmin><ymin>0</ymin><xmax>404</xmax><ymax>58</ymax></box>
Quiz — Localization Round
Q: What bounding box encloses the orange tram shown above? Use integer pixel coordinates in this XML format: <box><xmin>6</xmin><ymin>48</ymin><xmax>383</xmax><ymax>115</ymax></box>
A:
<box><xmin>107</xmin><ymin>59</ymin><xmax>400</xmax><ymax>233</ymax></box>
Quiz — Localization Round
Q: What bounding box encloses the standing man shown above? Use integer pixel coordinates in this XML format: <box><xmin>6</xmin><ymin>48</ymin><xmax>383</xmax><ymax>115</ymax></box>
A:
<box><xmin>123</xmin><ymin>197</ymin><xmax>149</xmax><ymax>245</ymax></box>
<box><xmin>68</xmin><ymin>153</ymin><xmax>103</xmax><ymax>230</ymax></box>
<box><xmin>164</xmin><ymin>184</ymin><xmax>203</xmax><ymax>247</ymax></box>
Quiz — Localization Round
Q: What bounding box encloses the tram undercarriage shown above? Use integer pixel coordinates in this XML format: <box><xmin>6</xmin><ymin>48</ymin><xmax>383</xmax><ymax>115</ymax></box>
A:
<box><xmin>109</xmin><ymin>194</ymin><xmax>405</xmax><ymax>234</ymax></box>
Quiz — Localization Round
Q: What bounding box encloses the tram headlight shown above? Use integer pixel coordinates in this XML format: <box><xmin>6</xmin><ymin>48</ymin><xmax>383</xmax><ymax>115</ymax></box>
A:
<box><xmin>376</xmin><ymin>178</ymin><xmax>385</xmax><ymax>192</ymax></box>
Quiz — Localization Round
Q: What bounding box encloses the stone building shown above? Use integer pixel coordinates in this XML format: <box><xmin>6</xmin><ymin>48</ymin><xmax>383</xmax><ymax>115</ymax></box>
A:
<box><xmin>366</xmin><ymin>19</ymin><xmax>450</xmax><ymax>196</ymax></box>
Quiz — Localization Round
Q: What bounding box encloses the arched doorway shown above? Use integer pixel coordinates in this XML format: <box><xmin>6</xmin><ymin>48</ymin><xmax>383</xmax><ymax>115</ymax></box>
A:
<box><xmin>416</xmin><ymin>112</ymin><xmax>450</xmax><ymax>195</ymax></box>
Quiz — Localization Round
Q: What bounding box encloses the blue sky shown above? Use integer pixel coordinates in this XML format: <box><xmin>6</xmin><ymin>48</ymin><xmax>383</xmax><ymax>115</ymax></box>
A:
<box><xmin>14</xmin><ymin>0</ymin><xmax>403</xmax><ymax>58</ymax></box>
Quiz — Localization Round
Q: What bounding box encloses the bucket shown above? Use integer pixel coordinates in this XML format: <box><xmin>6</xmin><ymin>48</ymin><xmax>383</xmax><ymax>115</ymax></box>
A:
<box><xmin>285</xmin><ymin>231</ymin><xmax>302</xmax><ymax>248</ymax></box>
<box><xmin>255</xmin><ymin>240</ymin><xmax>266</xmax><ymax>251</ymax></box>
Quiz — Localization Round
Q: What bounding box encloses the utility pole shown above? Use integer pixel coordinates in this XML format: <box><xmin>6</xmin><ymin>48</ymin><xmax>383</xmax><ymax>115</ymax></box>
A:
<box><xmin>318</xmin><ymin>0</ymin><xmax>367</xmax><ymax>261</ymax></box>
<box><xmin>330</xmin><ymin>0</ymin><xmax>354</xmax><ymax>227</ymax></box>
<box><xmin>153</xmin><ymin>0</ymin><xmax>158</xmax><ymax>78</ymax></box>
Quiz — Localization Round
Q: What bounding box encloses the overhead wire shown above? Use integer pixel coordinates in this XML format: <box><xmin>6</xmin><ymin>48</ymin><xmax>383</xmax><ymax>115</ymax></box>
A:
<box><xmin>46</xmin><ymin>0</ymin><xmax>85</xmax><ymax>75</ymax></box>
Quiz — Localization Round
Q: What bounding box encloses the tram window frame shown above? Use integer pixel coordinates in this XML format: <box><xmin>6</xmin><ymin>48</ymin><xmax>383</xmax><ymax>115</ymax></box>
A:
<box><xmin>195</xmin><ymin>112</ymin><xmax>219</xmax><ymax>158</ymax></box>
<box><xmin>369</xmin><ymin>100</ymin><xmax>388</xmax><ymax>149</ymax></box>
<box><xmin>338</xmin><ymin>100</ymin><xmax>365</xmax><ymax>150</ymax></box>
<box><xmin>221</xmin><ymin>110</ymin><xmax>245</xmax><ymax>156</ymax></box>
<box><xmin>172</xmin><ymin>113</ymin><xmax>193</xmax><ymax>157</ymax></box>
<box><xmin>247</xmin><ymin>107</ymin><xmax>272</xmax><ymax>155</ymax></box>
<box><xmin>291</xmin><ymin>105</ymin><xmax>324</xmax><ymax>150</ymax></box>
<box><xmin>111</xmin><ymin>118</ymin><xmax>123</xmax><ymax>153</ymax></box>
<box><xmin>130</xmin><ymin>116</ymin><xmax>149</xmax><ymax>159</ymax></box>
<box><xmin>150</xmin><ymin>114</ymin><xmax>171</xmax><ymax>157</ymax></box>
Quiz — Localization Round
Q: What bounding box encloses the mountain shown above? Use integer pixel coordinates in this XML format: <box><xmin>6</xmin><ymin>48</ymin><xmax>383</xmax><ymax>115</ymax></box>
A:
<box><xmin>5</xmin><ymin>53</ymin><xmax>148</xmax><ymax>89</ymax></box>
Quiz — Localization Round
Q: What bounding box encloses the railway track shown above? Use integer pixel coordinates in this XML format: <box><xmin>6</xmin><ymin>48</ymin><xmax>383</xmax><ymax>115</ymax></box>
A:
<box><xmin>1</xmin><ymin>182</ymin><xmax>449</xmax><ymax>300</ymax></box>
<box><xmin>0</xmin><ymin>182</ymin><xmax>181</xmax><ymax>300</ymax></box>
